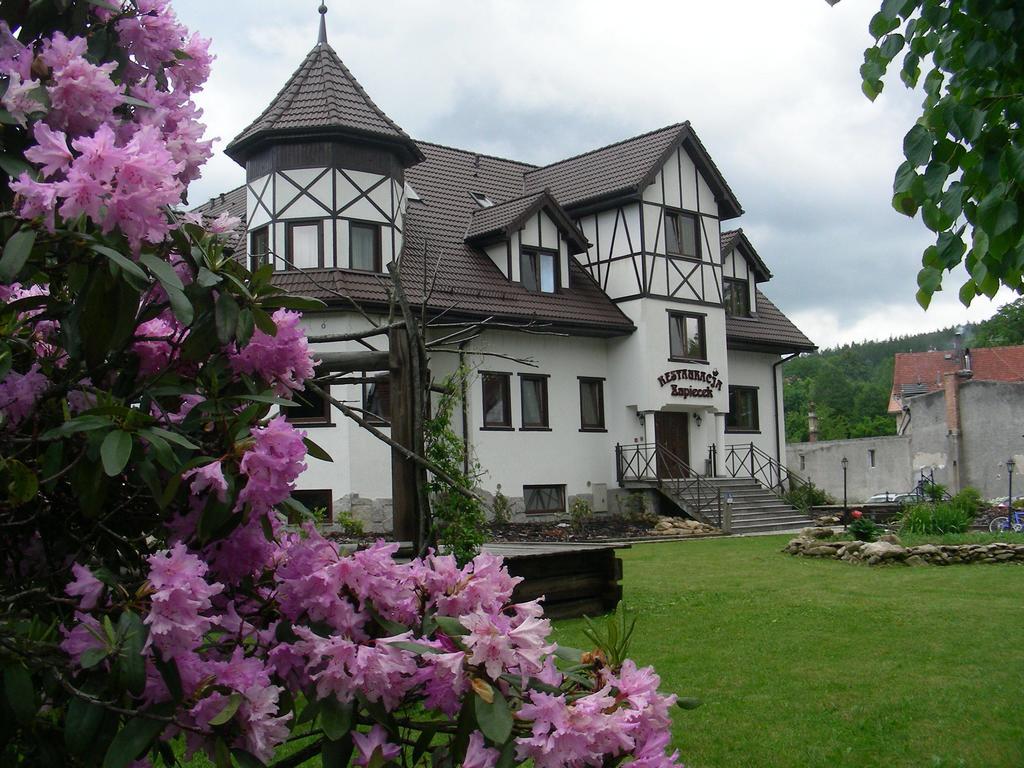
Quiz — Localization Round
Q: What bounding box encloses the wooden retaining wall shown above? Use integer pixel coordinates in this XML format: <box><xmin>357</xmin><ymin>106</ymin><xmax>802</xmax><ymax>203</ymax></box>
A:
<box><xmin>488</xmin><ymin>544</ymin><xmax>625</xmax><ymax>620</ymax></box>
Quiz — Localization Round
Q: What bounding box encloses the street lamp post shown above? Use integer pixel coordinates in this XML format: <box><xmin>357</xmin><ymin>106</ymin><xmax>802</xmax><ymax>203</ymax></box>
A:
<box><xmin>1007</xmin><ymin>458</ymin><xmax>1015</xmax><ymax>511</ymax></box>
<box><xmin>841</xmin><ymin>457</ymin><xmax>849</xmax><ymax>519</ymax></box>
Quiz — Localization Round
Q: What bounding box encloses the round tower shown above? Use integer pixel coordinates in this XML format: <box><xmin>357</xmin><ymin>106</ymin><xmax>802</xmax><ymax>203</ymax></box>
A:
<box><xmin>225</xmin><ymin>4</ymin><xmax>423</xmax><ymax>274</ymax></box>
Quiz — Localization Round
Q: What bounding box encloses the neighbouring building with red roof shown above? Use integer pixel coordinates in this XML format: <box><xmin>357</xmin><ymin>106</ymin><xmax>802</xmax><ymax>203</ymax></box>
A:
<box><xmin>195</xmin><ymin>8</ymin><xmax>816</xmax><ymax>532</ymax></box>
<box><xmin>789</xmin><ymin>334</ymin><xmax>1024</xmax><ymax>502</ymax></box>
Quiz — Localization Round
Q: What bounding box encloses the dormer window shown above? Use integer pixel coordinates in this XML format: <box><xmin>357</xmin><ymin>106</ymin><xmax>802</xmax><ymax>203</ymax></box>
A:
<box><xmin>521</xmin><ymin>248</ymin><xmax>557</xmax><ymax>293</ymax></box>
<box><xmin>665</xmin><ymin>210</ymin><xmax>699</xmax><ymax>259</ymax></box>
<box><xmin>469</xmin><ymin>192</ymin><xmax>494</xmax><ymax>208</ymax></box>
<box><xmin>723</xmin><ymin>277</ymin><xmax>750</xmax><ymax>317</ymax></box>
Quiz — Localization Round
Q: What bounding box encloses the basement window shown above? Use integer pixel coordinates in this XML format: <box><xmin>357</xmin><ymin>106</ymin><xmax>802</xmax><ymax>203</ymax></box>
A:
<box><xmin>868</xmin><ymin>449</ymin><xmax>876</xmax><ymax>468</ymax></box>
<box><xmin>524</xmin><ymin>484</ymin><xmax>565</xmax><ymax>515</ymax></box>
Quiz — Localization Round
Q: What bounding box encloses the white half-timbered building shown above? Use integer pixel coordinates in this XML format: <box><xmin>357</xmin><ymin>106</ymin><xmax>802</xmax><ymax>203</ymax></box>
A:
<box><xmin>197</xmin><ymin>10</ymin><xmax>816</xmax><ymax>532</ymax></box>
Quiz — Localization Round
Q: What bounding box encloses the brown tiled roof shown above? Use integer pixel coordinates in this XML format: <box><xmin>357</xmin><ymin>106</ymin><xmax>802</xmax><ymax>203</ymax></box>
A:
<box><xmin>189</xmin><ymin>186</ymin><xmax>247</xmax><ymax>253</ymax></box>
<box><xmin>888</xmin><ymin>345</ymin><xmax>1024</xmax><ymax>413</ymax></box>
<box><xmin>726</xmin><ymin>289</ymin><xmax>816</xmax><ymax>353</ymax></box>
<box><xmin>465</xmin><ymin>189</ymin><xmax>589</xmax><ymax>254</ymax></box>
<box><xmin>195</xmin><ymin>142</ymin><xmax>634</xmax><ymax>335</ymax></box>
<box><xmin>720</xmin><ymin>228</ymin><xmax>771</xmax><ymax>282</ymax></box>
<box><xmin>523</xmin><ymin>122</ymin><xmax>743</xmax><ymax>218</ymax></box>
<box><xmin>225</xmin><ymin>42</ymin><xmax>423</xmax><ymax>166</ymax></box>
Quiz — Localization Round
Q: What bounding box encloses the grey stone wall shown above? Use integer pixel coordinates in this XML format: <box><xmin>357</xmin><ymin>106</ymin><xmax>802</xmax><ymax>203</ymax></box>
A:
<box><xmin>786</xmin><ymin>380</ymin><xmax>1024</xmax><ymax>503</ymax></box>
<box><xmin>956</xmin><ymin>381</ymin><xmax>1024</xmax><ymax>499</ymax></box>
<box><xmin>786</xmin><ymin>436</ymin><xmax>912</xmax><ymax>503</ymax></box>
<box><xmin>337</xmin><ymin>491</ymin><xmax>610</xmax><ymax>532</ymax></box>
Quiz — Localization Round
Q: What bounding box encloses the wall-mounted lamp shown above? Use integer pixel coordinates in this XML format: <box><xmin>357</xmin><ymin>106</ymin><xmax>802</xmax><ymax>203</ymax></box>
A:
<box><xmin>636</xmin><ymin>410</ymin><xmax>646</xmax><ymax>424</ymax></box>
<box><xmin>694</xmin><ymin>414</ymin><xmax>703</xmax><ymax>427</ymax></box>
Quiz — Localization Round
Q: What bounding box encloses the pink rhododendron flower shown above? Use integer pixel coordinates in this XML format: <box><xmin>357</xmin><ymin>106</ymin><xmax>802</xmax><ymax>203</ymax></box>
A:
<box><xmin>1</xmin><ymin>73</ymin><xmax>42</xmax><ymax>126</ymax></box>
<box><xmin>9</xmin><ymin>172</ymin><xmax>58</xmax><ymax>231</ymax></box>
<box><xmin>0</xmin><ymin>21</ymin><xmax>32</xmax><ymax>81</ymax></box>
<box><xmin>183</xmin><ymin>461</ymin><xmax>228</xmax><ymax>502</ymax></box>
<box><xmin>66</xmin><ymin>563</ymin><xmax>104</xmax><ymax>611</ymax></box>
<box><xmin>207</xmin><ymin>211</ymin><xmax>241</xmax><ymax>234</ymax></box>
<box><xmin>465</xmin><ymin>731</ymin><xmax>500</xmax><ymax>768</ymax></box>
<box><xmin>132</xmin><ymin>317</ymin><xmax>181</xmax><ymax>377</ymax></box>
<box><xmin>462</xmin><ymin>609</ymin><xmax>553</xmax><ymax>680</ymax></box>
<box><xmin>71</xmin><ymin>123</ymin><xmax>126</xmax><ymax>183</ymax></box>
<box><xmin>418</xmin><ymin>650</ymin><xmax>468</xmax><ymax>716</ymax></box>
<box><xmin>24</xmin><ymin>123</ymin><xmax>73</xmax><ymax>178</ymax></box>
<box><xmin>352</xmin><ymin>726</ymin><xmax>401</xmax><ymax>768</ymax></box>
<box><xmin>237</xmin><ymin>416</ymin><xmax>307</xmax><ymax>512</ymax></box>
<box><xmin>0</xmin><ymin>363</ymin><xmax>49</xmax><ymax>427</ymax></box>
<box><xmin>229</xmin><ymin>309</ymin><xmax>316</xmax><ymax>396</ymax></box>
<box><xmin>60</xmin><ymin>612</ymin><xmax>106</xmax><ymax>666</ymax></box>
<box><xmin>144</xmin><ymin>543</ymin><xmax>223</xmax><ymax>657</ymax></box>
<box><xmin>44</xmin><ymin>47</ymin><xmax>124</xmax><ymax>136</ymax></box>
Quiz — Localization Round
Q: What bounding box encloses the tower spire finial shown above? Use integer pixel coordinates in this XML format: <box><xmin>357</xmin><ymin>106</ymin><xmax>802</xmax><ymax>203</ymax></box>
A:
<box><xmin>318</xmin><ymin>3</ymin><xmax>328</xmax><ymax>45</ymax></box>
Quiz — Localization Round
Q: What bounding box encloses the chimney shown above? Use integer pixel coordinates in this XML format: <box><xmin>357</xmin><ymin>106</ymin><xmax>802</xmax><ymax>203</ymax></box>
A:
<box><xmin>807</xmin><ymin>402</ymin><xmax>819</xmax><ymax>443</ymax></box>
<box><xmin>943</xmin><ymin>372</ymin><xmax>961</xmax><ymax>435</ymax></box>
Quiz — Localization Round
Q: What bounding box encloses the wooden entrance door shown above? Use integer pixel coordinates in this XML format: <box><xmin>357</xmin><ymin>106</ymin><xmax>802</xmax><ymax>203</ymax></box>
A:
<box><xmin>655</xmin><ymin>411</ymin><xmax>690</xmax><ymax>478</ymax></box>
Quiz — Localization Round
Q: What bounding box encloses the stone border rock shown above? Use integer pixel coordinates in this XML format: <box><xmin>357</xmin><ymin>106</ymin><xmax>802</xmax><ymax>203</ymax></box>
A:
<box><xmin>784</xmin><ymin>532</ymin><xmax>1024</xmax><ymax>565</ymax></box>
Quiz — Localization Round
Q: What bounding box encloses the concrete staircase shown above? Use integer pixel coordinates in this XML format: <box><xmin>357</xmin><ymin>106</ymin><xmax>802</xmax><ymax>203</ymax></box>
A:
<box><xmin>703</xmin><ymin>477</ymin><xmax>813</xmax><ymax>534</ymax></box>
<box><xmin>653</xmin><ymin>476</ymin><xmax>813</xmax><ymax>534</ymax></box>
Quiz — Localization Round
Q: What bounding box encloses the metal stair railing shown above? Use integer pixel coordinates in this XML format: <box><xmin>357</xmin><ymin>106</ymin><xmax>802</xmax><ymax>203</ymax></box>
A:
<box><xmin>722</xmin><ymin>441</ymin><xmax>811</xmax><ymax>500</ymax></box>
<box><xmin>616</xmin><ymin>442</ymin><xmax>722</xmax><ymax>527</ymax></box>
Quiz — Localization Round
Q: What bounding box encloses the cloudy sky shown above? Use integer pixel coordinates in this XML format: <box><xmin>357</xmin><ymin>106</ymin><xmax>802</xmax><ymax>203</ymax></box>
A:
<box><xmin>172</xmin><ymin>0</ymin><xmax>1014</xmax><ymax>350</ymax></box>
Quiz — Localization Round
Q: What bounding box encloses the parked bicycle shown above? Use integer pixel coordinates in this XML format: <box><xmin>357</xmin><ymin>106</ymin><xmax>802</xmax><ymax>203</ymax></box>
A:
<box><xmin>989</xmin><ymin>507</ymin><xmax>1024</xmax><ymax>533</ymax></box>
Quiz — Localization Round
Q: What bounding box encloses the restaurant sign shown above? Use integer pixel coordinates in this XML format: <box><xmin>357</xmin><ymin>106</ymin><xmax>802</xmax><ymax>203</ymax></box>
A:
<box><xmin>657</xmin><ymin>368</ymin><xmax>722</xmax><ymax>399</ymax></box>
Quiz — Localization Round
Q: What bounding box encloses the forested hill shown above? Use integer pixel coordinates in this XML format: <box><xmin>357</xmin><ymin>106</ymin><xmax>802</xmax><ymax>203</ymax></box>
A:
<box><xmin>782</xmin><ymin>325</ymin><xmax>974</xmax><ymax>443</ymax></box>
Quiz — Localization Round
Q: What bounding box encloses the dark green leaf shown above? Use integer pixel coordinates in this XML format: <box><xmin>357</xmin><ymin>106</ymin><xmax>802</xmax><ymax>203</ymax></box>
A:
<box><xmin>303</xmin><ymin>436</ymin><xmax>334</xmax><ymax>463</ymax></box>
<box><xmin>115</xmin><ymin>611</ymin><xmax>147</xmax><ymax>696</ymax></box>
<box><xmin>100</xmin><ymin>431</ymin><xmax>133</xmax><ymax>477</ymax></box>
<box><xmin>320</xmin><ymin>697</ymin><xmax>353</xmax><ymax>741</ymax></box>
<box><xmin>215</xmin><ymin>292</ymin><xmax>240</xmax><ymax>346</ymax></box>
<box><xmin>80</xmin><ymin>647</ymin><xmax>109</xmax><ymax>670</ymax></box>
<box><xmin>208</xmin><ymin>693</ymin><xmax>242</xmax><ymax>726</ymax></box>
<box><xmin>676</xmin><ymin>697</ymin><xmax>703</xmax><ymax>710</ymax></box>
<box><xmin>146</xmin><ymin>426</ymin><xmax>199</xmax><ymax>450</ymax></box>
<box><xmin>101</xmin><ymin>707</ymin><xmax>172</xmax><ymax>768</ymax></box>
<box><xmin>138</xmin><ymin>253</ymin><xmax>184</xmax><ymax>291</ymax></box>
<box><xmin>321</xmin><ymin>735</ymin><xmax>354</xmax><ymax>768</ymax></box>
<box><xmin>0</xmin><ymin>229</ymin><xmax>37</xmax><ymax>282</ymax></box>
<box><xmin>153</xmin><ymin>653</ymin><xmax>182</xmax><ymax>702</ymax></box>
<box><xmin>387</xmin><ymin>640</ymin><xmax>444</xmax><ymax>655</ymax></box>
<box><xmin>993</xmin><ymin>200</ymin><xmax>1018</xmax><ymax>238</ymax></box>
<box><xmin>92</xmin><ymin>245</ymin><xmax>148</xmax><ymax>284</ymax></box>
<box><xmin>236</xmin><ymin>309</ymin><xmax>256</xmax><ymax>346</ymax></box>
<box><xmin>4</xmin><ymin>664</ymin><xmax>36</xmax><ymax>722</ymax></box>
<box><xmin>917</xmin><ymin>267</ymin><xmax>942</xmax><ymax>294</ymax></box>
<box><xmin>434</xmin><ymin>615</ymin><xmax>469</xmax><ymax>637</ymax></box>
<box><xmin>554</xmin><ymin>645</ymin><xmax>583</xmax><ymax>663</ymax></box>
<box><xmin>66</xmin><ymin>693</ymin><xmax>106</xmax><ymax>754</ymax></box>
<box><xmin>252</xmin><ymin>307</ymin><xmax>277</xmax><ymax>336</ymax></box>
<box><xmin>0</xmin><ymin>154</ymin><xmax>33</xmax><ymax>179</ymax></box>
<box><xmin>0</xmin><ymin>344</ymin><xmax>11</xmax><ymax>381</ymax></box>
<box><xmin>474</xmin><ymin>687</ymin><xmax>512</xmax><ymax>744</ymax></box>
<box><xmin>868</xmin><ymin>10</ymin><xmax>899</xmax><ymax>38</ymax></box>
<box><xmin>232</xmin><ymin>748</ymin><xmax>268</xmax><ymax>768</ymax></box>
<box><xmin>903</xmin><ymin>124</ymin><xmax>932</xmax><ymax>167</ymax></box>
<box><xmin>6</xmin><ymin>460</ymin><xmax>38</xmax><ymax>506</ymax></box>
<box><xmin>165</xmin><ymin>283</ymin><xmax>194</xmax><ymax>326</ymax></box>
<box><xmin>878</xmin><ymin>32</ymin><xmax>904</xmax><ymax>60</ymax></box>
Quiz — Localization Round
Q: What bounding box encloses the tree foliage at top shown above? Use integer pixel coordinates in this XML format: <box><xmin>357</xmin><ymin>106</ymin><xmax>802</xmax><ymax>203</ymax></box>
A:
<box><xmin>970</xmin><ymin>297</ymin><xmax>1024</xmax><ymax>347</ymax></box>
<box><xmin>783</xmin><ymin>324</ymin><xmax>970</xmax><ymax>443</ymax></box>
<box><xmin>860</xmin><ymin>0</ymin><xmax>1024</xmax><ymax>309</ymax></box>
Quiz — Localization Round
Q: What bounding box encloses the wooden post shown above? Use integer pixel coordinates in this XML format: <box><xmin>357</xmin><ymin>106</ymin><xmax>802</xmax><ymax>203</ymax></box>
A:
<box><xmin>389</xmin><ymin>326</ymin><xmax>418</xmax><ymax>548</ymax></box>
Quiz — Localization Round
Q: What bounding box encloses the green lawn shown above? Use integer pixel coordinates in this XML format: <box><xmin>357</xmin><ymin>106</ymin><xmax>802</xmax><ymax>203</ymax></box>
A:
<box><xmin>553</xmin><ymin>535</ymin><xmax>1024</xmax><ymax>768</ymax></box>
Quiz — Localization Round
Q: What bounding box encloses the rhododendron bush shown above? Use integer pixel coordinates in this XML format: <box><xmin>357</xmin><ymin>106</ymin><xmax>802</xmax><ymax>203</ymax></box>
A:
<box><xmin>0</xmin><ymin>3</ymin><xmax>684</xmax><ymax>767</ymax></box>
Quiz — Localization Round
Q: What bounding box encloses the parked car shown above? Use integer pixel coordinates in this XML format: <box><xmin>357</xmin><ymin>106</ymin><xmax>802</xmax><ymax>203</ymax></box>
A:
<box><xmin>865</xmin><ymin>491</ymin><xmax>899</xmax><ymax>504</ymax></box>
<box><xmin>988</xmin><ymin>494</ymin><xmax>1024</xmax><ymax>510</ymax></box>
<box><xmin>894</xmin><ymin>492</ymin><xmax>924</xmax><ymax>505</ymax></box>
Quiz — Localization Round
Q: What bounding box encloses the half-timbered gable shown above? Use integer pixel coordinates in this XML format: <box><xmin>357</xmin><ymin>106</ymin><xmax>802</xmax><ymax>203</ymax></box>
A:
<box><xmin>465</xmin><ymin>190</ymin><xmax>588</xmax><ymax>289</ymax></box>
<box><xmin>720</xmin><ymin>228</ymin><xmax>771</xmax><ymax>318</ymax></box>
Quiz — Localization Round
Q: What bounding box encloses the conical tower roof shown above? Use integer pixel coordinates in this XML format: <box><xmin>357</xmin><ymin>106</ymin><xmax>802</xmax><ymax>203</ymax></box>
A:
<box><xmin>225</xmin><ymin>8</ymin><xmax>423</xmax><ymax>166</ymax></box>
